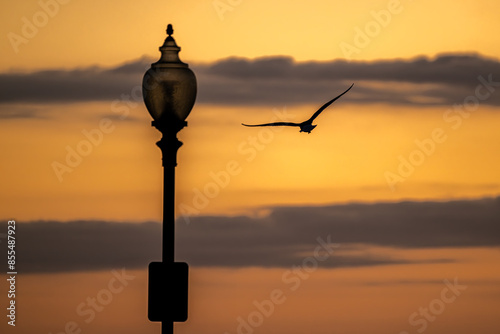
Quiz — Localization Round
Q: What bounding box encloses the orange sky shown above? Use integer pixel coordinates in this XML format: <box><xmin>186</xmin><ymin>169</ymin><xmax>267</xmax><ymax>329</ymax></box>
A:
<box><xmin>2</xmin><ymin>0</ymin><xmax>500</xmax><ymax>70</ymax></box>
<box><xmin>1</xmin><ymin>1</ymin><xmax>499</xmax><ymax>334</ymax></box>
<box><xmin>1</xmin><ymin>103</ymin><xmax>500</xmax><ymax>221</ymax></box>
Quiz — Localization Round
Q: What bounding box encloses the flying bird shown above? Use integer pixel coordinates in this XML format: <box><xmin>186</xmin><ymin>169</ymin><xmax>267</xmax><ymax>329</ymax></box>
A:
<box><xmin>242</xmin><ymin>83</ymin><xmax>354</xmax><ymax>133</ymax></box>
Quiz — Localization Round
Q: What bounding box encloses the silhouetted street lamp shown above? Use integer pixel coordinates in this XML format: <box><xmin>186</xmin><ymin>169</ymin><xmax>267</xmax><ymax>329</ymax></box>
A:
<box><xmin>142</xmin><ymin>24</ymin><xmax>196</xmax><ymax>334</ymax></box>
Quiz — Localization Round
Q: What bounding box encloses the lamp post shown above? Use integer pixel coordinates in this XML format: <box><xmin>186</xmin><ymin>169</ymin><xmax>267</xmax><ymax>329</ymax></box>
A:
<box><xmin>142</xmin><ymin>24</ymin><xmax>197</xmax><ymax>334</ymax></box>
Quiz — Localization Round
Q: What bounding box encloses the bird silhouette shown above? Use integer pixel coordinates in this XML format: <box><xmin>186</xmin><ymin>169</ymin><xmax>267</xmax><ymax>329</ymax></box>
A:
<box><xmin>242</xmin><ymin>83</ymin><xmax>354</xmax><ymax>133</ymax></box>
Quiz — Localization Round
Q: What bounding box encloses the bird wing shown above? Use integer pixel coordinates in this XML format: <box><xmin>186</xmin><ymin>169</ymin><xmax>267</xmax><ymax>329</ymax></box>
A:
<box><xmin>307</xmin><ymin>83</ymin><xmax>354</xmax><ymax>123</ymax></box>
<box><xmin>242</xmin><ymin>122</ymin><xmax>301</xmax><ymax>127</ymax></box>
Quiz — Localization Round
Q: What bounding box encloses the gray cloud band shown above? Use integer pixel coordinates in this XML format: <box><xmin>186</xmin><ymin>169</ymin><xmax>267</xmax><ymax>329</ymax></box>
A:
<box><xmin>1</xmin><ymin>196</ymin><xmax>498</xmax><ymax>273</ymax></box>
<box><xmin>1</xmin><ymin>53</ymin><xmax>499</xmax><ymax>118</ymax></box>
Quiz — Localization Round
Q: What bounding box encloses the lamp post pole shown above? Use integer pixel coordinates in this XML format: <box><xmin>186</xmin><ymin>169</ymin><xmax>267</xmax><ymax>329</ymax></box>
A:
<box><xmin>155</xmin><ymin>121</ymin><xmax>184</xmax><ymax>262</ymax></box>
<box><xmin>142</xmin><ymin>24</ymin><xmax>196</xmax><ymax>334</ymax></box>
<box><xmin>156</xmin><ymin>122</ymin><xmax>184</xmax><ymax>334</ymax></box>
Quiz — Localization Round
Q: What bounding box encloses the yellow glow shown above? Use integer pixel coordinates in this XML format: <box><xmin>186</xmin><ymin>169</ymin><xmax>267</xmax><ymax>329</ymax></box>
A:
<box><xmin>2</xmin><ymin>0</ymin><xmax>500</xmax><ymax>71</ymax></box>
<box><xmin>1</xmin><ymin>102</ymin><xmax>499</xmax><ymax>221</ymax></box>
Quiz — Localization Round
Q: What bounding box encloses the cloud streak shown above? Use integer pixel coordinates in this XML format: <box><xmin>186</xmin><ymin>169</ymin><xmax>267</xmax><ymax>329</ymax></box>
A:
<box><xmin>1</xmin><ymin>53</ymin><xmax>499</xmax><ymax>119</ymax></box>
<box><xmin>2</xmin><ymin>196</ymin><xmax>499</xmax><ymax>273</ymax></box>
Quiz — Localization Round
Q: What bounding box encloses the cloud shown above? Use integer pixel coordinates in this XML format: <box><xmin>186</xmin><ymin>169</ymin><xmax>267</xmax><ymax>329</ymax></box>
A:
<box><xmin>0</xmin><ymin>57</ymin><xmax>152</xmax><ymax>105</ymax></box>
<box><xmin>1</xmin><ymin>53</ymin><xmax>500</xmax><ymax>119</ymax></box>
<box><xmin>0</xmin><ymin>107</ymin><xmax>44</xmax><ymax>119</ymax></box>
<box><xmin>1</xmin><ymin>196</ymin><xmax>498</xmax><ymax>273</ymax></box>
<box><xmin>196</xmin><ymin>53</ymin><xmax>500</xmax><ymax>106</ymax></box>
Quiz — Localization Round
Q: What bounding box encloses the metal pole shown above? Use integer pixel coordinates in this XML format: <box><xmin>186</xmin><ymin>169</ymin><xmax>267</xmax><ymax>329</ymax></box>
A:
<box><xmin>162</xmin><ymin>320</ymin><xmax>174</xmax><ymax>334</ymax></box>
<box><xmin>157</xmin><ymin>132</ymin><xmax>183</xmax><ymax>334</ymax></box>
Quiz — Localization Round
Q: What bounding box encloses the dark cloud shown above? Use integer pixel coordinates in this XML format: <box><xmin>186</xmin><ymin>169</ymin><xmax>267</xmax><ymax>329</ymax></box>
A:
<box><xmin>0</xmin><ymin>58</ymin><xmax>151</xmax><ymax>105</ymax></box>
<box><xmin>196</xmin><ymin>53</ymin><xmax>500</xmax><ymax>106</ymax></box>
<box><xmin>1</xmin><ymin>196</ymin><xmax>499</xmax><ymax>273</ymax></box>
<box><xmin>201</xmin><ymin>53</ymin><xmax>499</xmax><ymax>84</ymax></box>
<box><xmin>1</xmin><ymin>53</ymin><xmax>499</xmax><ymax>119</ymax></box>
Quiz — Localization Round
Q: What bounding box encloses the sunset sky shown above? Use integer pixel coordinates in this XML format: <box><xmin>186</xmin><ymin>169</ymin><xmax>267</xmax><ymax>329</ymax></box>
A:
<box><xmin>1</xmin><ymin>0</ymin><xmax>500</xmax><ymax>334</ymax></box>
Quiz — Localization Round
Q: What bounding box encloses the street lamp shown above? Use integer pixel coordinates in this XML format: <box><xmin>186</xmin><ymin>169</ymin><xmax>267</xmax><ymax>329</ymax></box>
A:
<box><xmin>142</xmin><ymin>24</ymin><xmax>197</xmax><ymax>334</ymax></box>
